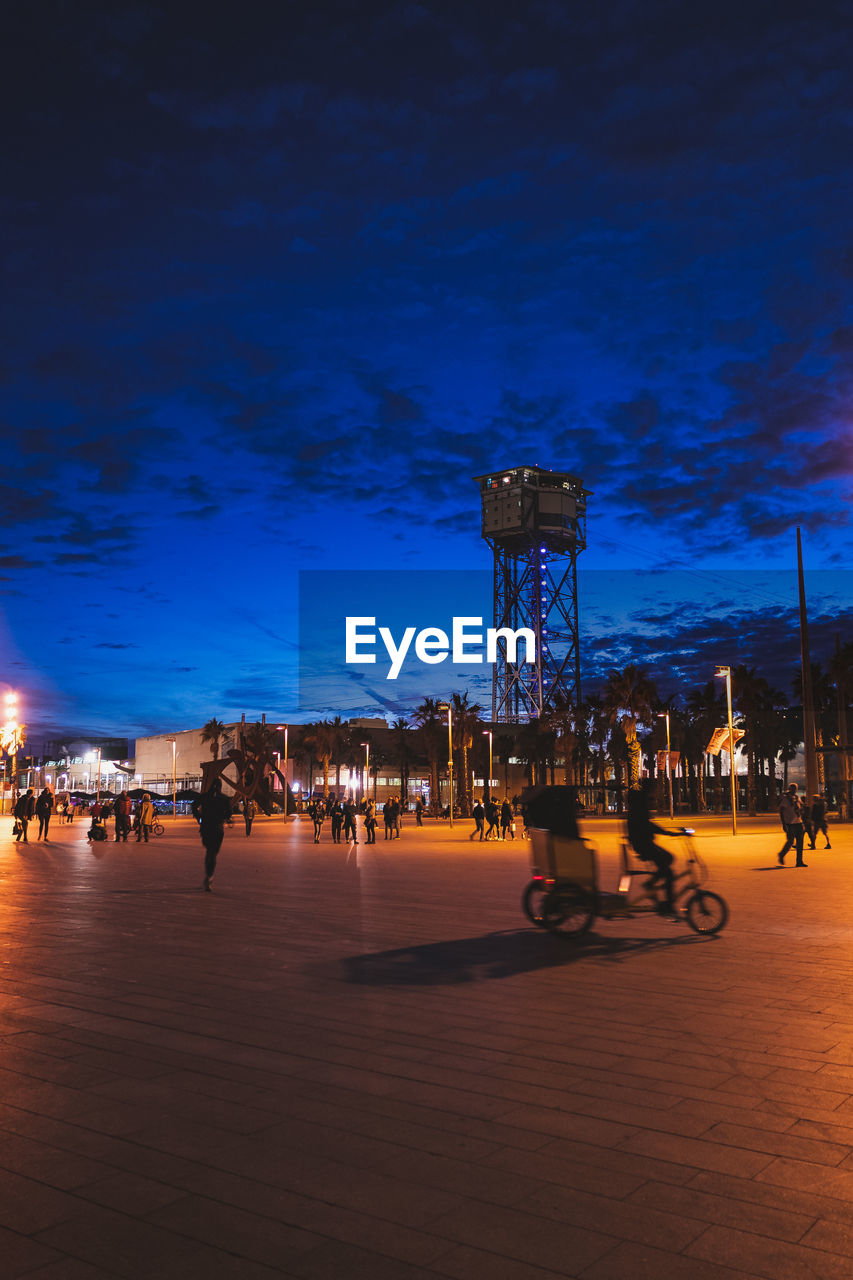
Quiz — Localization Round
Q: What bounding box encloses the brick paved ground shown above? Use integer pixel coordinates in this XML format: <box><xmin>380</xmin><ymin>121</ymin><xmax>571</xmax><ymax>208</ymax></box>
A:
<box><xmin>0</xmin><ymin>806</ymin><xmax>852</xmax><ymax>1278</ymax></box>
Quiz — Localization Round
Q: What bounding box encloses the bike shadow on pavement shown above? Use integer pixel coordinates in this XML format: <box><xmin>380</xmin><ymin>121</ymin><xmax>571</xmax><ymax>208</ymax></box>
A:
<box><xmin>341</xmin><ymin>927</ymin><xmax>715</xmax><ymax>986</ymax></box>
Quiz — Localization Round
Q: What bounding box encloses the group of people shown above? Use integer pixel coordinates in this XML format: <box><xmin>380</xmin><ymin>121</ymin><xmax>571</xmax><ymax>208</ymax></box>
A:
<box><xmin>777</xmin><ymin>784</ymin><xmax>831</xmax><ymax>866</ymax></box>
<box><xmin>12</xmin><ymin>787</ymin><xmax>55</xmax><ymax>843</ymax></box>
<box><xmin>470</xmin><ymin>797</ymin><xmax>516</xmax><ymax>841</ymax></box>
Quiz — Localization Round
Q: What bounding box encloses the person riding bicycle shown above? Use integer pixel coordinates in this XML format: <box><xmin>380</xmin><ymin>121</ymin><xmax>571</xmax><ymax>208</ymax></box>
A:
<box><xmin>626</xmin><ymin>780</ymin><xmax>680</xmax><ymax>918</ymax></box>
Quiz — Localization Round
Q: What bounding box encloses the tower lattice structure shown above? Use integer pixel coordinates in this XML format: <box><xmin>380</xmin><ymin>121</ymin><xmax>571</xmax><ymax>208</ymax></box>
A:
<box><xmin>474</xmin><ymin>465</ymin><xmax>590</xmax><ymax>723</ymax></box>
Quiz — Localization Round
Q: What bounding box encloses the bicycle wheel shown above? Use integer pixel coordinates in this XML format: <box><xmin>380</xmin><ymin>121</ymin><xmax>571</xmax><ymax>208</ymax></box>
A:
<box><xmin>522</xmin><ymin>880</ymin><xmax>549</xmax><ymax>927</ymax></box>
<box><xmin>686</xmin><ymin>890</ymin><xmax>728</xmax><ymax>935</ymax></box>
<box><xmin>541</xmin><ymin>883</ymin><xmax>595</xmax><ymax>937</ymax></box>
<box><xmin>151</xmin><ymin>821</ymin><xmax>165</xmax><ymax>837</ymax></box>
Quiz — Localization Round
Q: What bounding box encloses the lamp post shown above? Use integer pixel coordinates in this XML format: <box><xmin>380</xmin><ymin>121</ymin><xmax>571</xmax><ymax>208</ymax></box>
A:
<box><xmin>482</xmin><ymin>729</ymin><xmax>493</xmax><ymax>803</ymax></box>
<box><xmin>438</xmin><ymin>702</ymin><xmax>453</xmax><ymax>827</ymax></box>
<box><xmin>657</xmin><ymin>712</ymin><xmax>674</xmax><ymax>820</ymax></box>
<box><xmin>95</xmin><ymin>745</ymin><xmax>102</xmax><ymax>806</ymax></box>
<box><xmin>715</xmin><ymin>665</ymin><xmax>738</xmax><ymax>836</ymax></box>
<box><xmin>171</xmin><ymin>738</ymin><xmax>177</xmax><ymax>818</ymax></box>
<box><xmin>360</xmin><ymin>742</ymin><xmax>370</xmax><ymax>803</ymax></box>
<box><xmin>3</xmin><ymin>691</ymin><xmax>21</xmax><ymax>808</ymax></box>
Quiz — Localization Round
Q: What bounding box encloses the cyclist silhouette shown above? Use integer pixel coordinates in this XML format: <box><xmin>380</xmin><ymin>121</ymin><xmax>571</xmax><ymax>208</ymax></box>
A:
<box><xmin>626</xmin><ymin>779</ymin><xmax>680</xmax><ymax>917</ymax></box>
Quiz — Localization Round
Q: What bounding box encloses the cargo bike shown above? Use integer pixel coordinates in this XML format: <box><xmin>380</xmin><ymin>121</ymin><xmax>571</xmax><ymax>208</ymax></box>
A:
<box><xmin>522</xmin><ymin>826</ymin><xmax>728</xmax><ymax>937</ymax></box>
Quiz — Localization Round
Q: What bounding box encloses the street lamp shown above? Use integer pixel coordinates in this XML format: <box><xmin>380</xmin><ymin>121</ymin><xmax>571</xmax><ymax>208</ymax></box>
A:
<box><xmin>170</xmin><ymin>738</ymin><xmax>177</xmax><ymax>818</ymax></box>
<box><xmin>360</xmin><ymin>742</ymin><xmax>370</xmax><ymax>803</ymax></box>
<box><xmin>2</xmin><ymin>691</ymin><xmax>21</xmax><ymax>809</ymax></box>
<box><xmin>657</xmin><ymin>712</ymin><xmax>674</xmax><ymax>820</ymax></box>
<box><xmin>715</xmin><ymin>665</ymin><xmax>738</xmax><ymax>836</ymax></box>
<box><xmin>438</xmin><ymin>702</ymin><xmax>453</xmax><ymax>827</ymax></box>
<box><xmin>482</xmin><ymin>729</ymin><xmax>493</xmax><ymax>803</ymax></box>
<box><xmin>95</xmin><ymin>745</ymin><xmax>102</xmax><ymax>805</ymax></box>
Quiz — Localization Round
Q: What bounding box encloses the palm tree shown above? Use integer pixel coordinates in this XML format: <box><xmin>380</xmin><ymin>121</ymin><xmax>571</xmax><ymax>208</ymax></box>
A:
<box><xmin>584</xmin><ymin>694</ymin><xmax>610</xmax><ymax>806</ymax></box>
<box><xmin>391</xmin><ymin>717</ymin><xmax>412</xmax><ymax>806</ymax></box>
<box><xmin>413</xmin><ymin>697</ymin><xmax>444</xmax><ymax>814</ymax></box>
<box><xmin>303</xmin><ymin>721</ymin><xmax>335</xmax><ymax>796</ymax></box>
<box><xmin>603</xmin><ymin>664</ymin><xmax>658</xmax><ymax>789</ymax></box>
<box><xmin>326</xmin><ymin>715</ymin><xmax>350</xmax><ymax>795</ymax></box>
<box><xmin>544</xmin><ymin>691</ymin><xmax>578</xmax><ymax>785</ymax></box>
<box><xmin>686</xmin><ymin>681</ymin><xmax>725</xmax><ymax>813</ymax></box>
<box><xmin>201</xmin><ymin>718</ymin><xmax>226</xmax><ymax>761</ymax></box>
<box><xmin>450</xmin><ymin>691</ymin><xmax>482</xmax><ymax>816</ymax></box>
<box><xmin>733</xmin><ymin>666</ymin><xmax>774</xmax><ymax>815</ymax></box>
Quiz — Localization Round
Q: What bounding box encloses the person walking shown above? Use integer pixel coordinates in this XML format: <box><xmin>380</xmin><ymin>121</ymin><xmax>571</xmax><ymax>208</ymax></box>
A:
<box><xmin>470</xmin><ymin>799</ymin><xmax>485</xmax><ymax>841</ymax></box>
<box><xmin>484</xmin><ymin>798</ymin><xmax>500</xmax><ymax>840</ymax></box>
<box><xmin>343</xmin><ymin>798</ymin><xmax>358</xmax><ymax>843</ymax></box>
<box><xmin>500</xmin><ymin>798</ymin><xmax>514</xmax><ymax>840</ymax></box>
<box><xmin>114</xmin><ymin>791</ymin><xmax>131</xmax><ymax>842</ymax></box>
<box><xmin>415</xmin><ymin>797</ymin><xmax>424</xmax><ymax>827</ymax></box>
<box><xmin>309</xmin><ymin>798</ymin><xmax>325</xmax><ymax>843</ymax></box>
<box><xmin>329</xmin><ymin>798</ymin><xmax>344</xmax><ymax>843</ymax></box>
<box><xmin>36</xmin><ymin>787</ymin><xmax>54</xmax><ymax>841</ymax></box>
<box><xmin>809</xmin><ymin>793</ymin><xmax>831</xmax><ymax>850</ymax></box>
<box><xmin>135</xmin><ymin>793</ymin><xmax>154</xmax><ymax>843</ymax></box>
<box><xmin>391</xmin><ymin>798</ymin><xmax>401</xmax><ymax>839</ymax></box>
<box><xmin>626</xmin><ymin>779</ymin><xmax>680</xmax><ymax>916</ymax></box>
<box><xmin>778</xmin><ymin>784</ymin><xmax>807</xmax><ymax>866</ymax></box>
<box><xmin>14</xmin><ymin>789</ymin><xmax>36</xmax><ymax>843</ymax></box>
<box><xmin>364</xmin><ymin>798</ymin><xmax>377</xmax><ymax>844</ymax></box>
<box><xmin>242</xmin><ymin>796</ymin><xmax>255</xmax><ymax>837</ymax></box>
<box><xmin>192</xmin><ymin>779</ymin><xmax>233</xmax><ymax>891</ymax></box>
<box><xmin>383</xmin><ymin>800</ymin><xmax>394</xmax><ymax>840</ymax></box>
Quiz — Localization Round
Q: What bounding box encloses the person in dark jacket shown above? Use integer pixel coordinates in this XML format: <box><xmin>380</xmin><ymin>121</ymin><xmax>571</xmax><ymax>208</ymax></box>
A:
<box><xmin>35</xmin><ymin>788</ymin><xmax>54</xmax><ymax>840</ymax></box>
<box><xmin>14</xmin><ymin>789</ymin><xmax>35</xmax><ymax>843</ymax></box>
<box><xmin>242</xmin><ymin>796</ymin><xmax>255</xmax><ymax>836</ymax></box>
<box><xmin>342</xmin><ymin>799</ymin><xmax>358</xmax><ymax>843</ymax></box>
<box><xmin>809</xmin><ymin>794</ymin><xmax>831</xmax><ymax>849</ymax></box>
<box><xmin>484</xmin><ymin>798</ymin><xmax>500</xmax><ymax>840</ymax></box>
<box><xmin>329</xmin><ymin>798</ymin><xmax>344</xmax><ymax>843</ymax></box>
<box><xmin>114</xmin><ymin>792</ymin><xmax>131</xmax><ymax>842</ymax></box>
<box><xmin>470</xmin><ymin>800</ymin><xmax>485</xmax><ymax>841</ymax></box>
<box><xmin>500</xmin><ymin>798</ymin><xmax>514</xmax><ymax>840</ymax></box>
<box><xmin>626</xmin><ymin>779</ymin><xmax>680</xmax><ymax>915</ymax></box>
<box><xmin>192</xmin><ymin>780</ymin><xmax>233</xmax><ymax>891</ymax></box>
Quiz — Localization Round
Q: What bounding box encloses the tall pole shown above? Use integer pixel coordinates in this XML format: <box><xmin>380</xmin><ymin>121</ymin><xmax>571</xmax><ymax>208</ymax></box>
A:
<box><xmin>171</xmin><ymin>739</ymin><xmax>177</xmax><ymax>818</ymax></box>
<box><xmin>483</xmin><ymin>729</ymin><xmax>493</xmax><ymax>802</ymax></box>
<box><xmin>361</xmin><ymin>742</ymin><xmax>369</xmax><ymax>804</ymax></box>
<box><xmin>96</xmin><ymin>746</ymin><xmax>102</xmax><ymax>805</ymax></box>
<box><xmin>447</xmin><ymin>704</ymin><xmax>454</xmax><ymax>828</ymax></box>
<box><xmin>797</xmin><ymin>528</ymin><xmax>819</xmax><ymax>805</ymax></box>
<box><xmin>837</xmin><ymin>635</ymin><xmax>849</xmax><ymax>820</ymax></box>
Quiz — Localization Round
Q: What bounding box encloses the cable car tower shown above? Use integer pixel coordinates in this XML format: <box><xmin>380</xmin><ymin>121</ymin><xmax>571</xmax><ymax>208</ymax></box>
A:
<box><xmin>474</xmin><ymin>465</ymin><xmax>590</xmax><ymax>723</ymax></box>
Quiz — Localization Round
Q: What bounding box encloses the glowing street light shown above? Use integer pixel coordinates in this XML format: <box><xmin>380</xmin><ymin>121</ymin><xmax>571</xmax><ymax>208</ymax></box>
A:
<box><xmin>2</xmin><ymin>691</ymin><xmax>23</xmax><ymax>809</ymax></box>
<box><xmin>715</xmin><ymin>665</ymin><xmax>738</xmax><ymax>836</ymax></box>
<box><xmin>655</xmin><ymin>711</ymin><xmax>671</xmax><ymax>819</ymax></box>
<box><xmin>170</xmin><ymin>738</ymin><xmax>177</xmax><ymax>818</ymax></box>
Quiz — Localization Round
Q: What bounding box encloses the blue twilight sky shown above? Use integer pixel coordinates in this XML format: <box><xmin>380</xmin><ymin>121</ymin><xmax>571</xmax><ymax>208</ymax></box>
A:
<box><xmin>2</xmin><ymin>0</ymin><xmax>852</xmax><ymax>742</ymax></box>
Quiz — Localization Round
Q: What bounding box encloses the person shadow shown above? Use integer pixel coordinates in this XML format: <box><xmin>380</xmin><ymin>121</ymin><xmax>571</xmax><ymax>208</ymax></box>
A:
<box><xmin>341</xmin><ymin>926</ymin><xmax>715</xmax><ymax>987</ymax></box>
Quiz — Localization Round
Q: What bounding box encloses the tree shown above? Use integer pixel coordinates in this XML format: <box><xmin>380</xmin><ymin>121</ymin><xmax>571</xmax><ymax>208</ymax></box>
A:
<box><xmin>391</xmin><ymin>717</ymin><xmax>412</xmax><ymax>806</ymax></box>
<box><xmin>733</xmin><ymin>666</ymin><xmax>773</xmax><ymax>815</ymax></box>
<box><xmin>603</xmin><ymin>665</ymin><xmax>658</xmax><ymax>789</ymax></box>
<box><xmin>326</xmin><ymin>715</ymin><xmax>351</xmax><ymax>795</ymax></box>
<box><xmin>413</xmin><ymin>697</ymin><xmax>444</xmax><ymax>814</ymax></box>
<box><xmin>303</xmin><ymin>721</ymin><xmax>335</xmax><ymax>796</ymax></box>
<box><xmin>201</xmin><ymin>718</ymin><xmax>226</xmax><ymax>761</ymax></box>
<box><xmin>450</xmin><ymin>692</ymin><xmax>482</xmax><ymax>816</ymax></box>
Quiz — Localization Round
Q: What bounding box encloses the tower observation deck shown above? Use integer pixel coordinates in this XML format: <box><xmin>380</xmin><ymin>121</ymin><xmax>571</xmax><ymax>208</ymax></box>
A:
<box><xmin>474</xmin><ymin>465</ymin><xmax>590</xmax><ymax>723</ymax></box>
